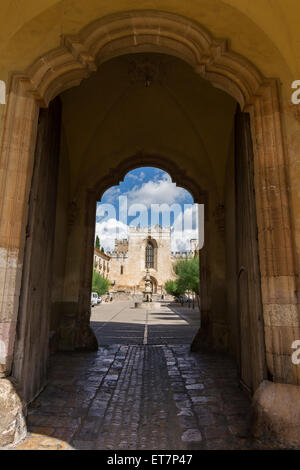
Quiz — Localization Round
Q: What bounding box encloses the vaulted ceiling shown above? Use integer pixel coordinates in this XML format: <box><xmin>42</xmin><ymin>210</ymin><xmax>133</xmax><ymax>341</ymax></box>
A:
<box><xmin>59</xmin><ymin>53</ymin><xmax>236</xmax><ymax>200</ymax></box>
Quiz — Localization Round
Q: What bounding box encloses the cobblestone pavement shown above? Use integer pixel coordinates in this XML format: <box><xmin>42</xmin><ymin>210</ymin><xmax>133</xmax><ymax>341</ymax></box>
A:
<box><xmin>13</xmin><ymin>301</ymin><xmax>267</xmax><ymax>450</ymax></box>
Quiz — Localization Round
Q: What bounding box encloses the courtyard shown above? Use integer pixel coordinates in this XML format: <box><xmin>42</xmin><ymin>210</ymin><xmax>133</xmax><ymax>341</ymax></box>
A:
<box><xmin>13</xmin><ymin>301</ymin><xmax>266</xmax><ymax>450</ymax></box>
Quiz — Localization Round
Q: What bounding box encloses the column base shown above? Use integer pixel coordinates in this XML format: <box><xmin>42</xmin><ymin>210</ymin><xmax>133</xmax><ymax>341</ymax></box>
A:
<box><xmin>191</xmin><ymin>323</ymin><xmax>228</xmax><ymax>352</ymax></box>
<box><xmin>251</xmin><ymin>380</ymin><xmax>300</xmax><ymax>448</ymax></box>
<box><xmin>58</xmin><ymin>303</ymin><xmax>98</xmax><ymax>352</ymax></box>
<box><xmin>58</xmin><ymin>312</ymin><xmax>77</xmax><ymax>350</ymax></box>
<box><xmin>190</xmin><ymin>326</ymin><xmax>214</xmax><ymax>352</ymax></box>
<box><xmin>0</xmin><ymin>378</ymin><xmax>26</xmax><ymax>449</ymax></box>
<box><xmin>75</xmin><ymin>324</ymin><xmax>98</xmax><ymax>351</ymax></box>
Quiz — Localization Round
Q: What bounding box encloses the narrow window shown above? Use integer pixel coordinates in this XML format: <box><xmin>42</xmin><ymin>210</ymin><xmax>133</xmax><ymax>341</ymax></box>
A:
<box><xmin>145</xmin><ymin>241</ymin><xmax>154</xmax><ymax>268</ymax></box>
<box><xmin>120</xmin><ymin>265</ymin><xmax>124</xmax><ymax>275</ymax></box>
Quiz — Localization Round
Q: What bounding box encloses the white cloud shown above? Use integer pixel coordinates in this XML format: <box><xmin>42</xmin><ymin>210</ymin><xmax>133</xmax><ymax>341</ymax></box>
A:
<box><xmin>171</xmin><ymin>205</ymin><xmax>199</xmax><ymax>252</ymax></box>
<box><xmin>127</xmin><ymin>173</ymin><xmax>138</xmax><ymax>180</ymax></box>
<box><xmin>124</xmin><ymin>178</ymin><xmax>189</xmax><ymax>207</ymax></box>
<box><xmin>153</xmin><ymin>170</ymin><xmax>171</xmax><ymax>182</ymax></box>
<box><xmin>171</xmin><ymin>229</ymin><xmax>198</xmax><ymax>252</ymax></box>
<box><xmin>100</xmin><ymin>186</ymin><xmax>120</xmax><ymax>204</ymax></box>
<box><xmin>95</xmin><ymin>173</ymin><xmax>199</xmax><ymax>253</ymax></box>
<box><xmin>161</xmin><ymin>172</ymin><xmax>172</xmax><ymax>182</ymax></box>
<box><xmin>95</xmin><ymin>218</ymin><xmax>128</xmax><ymax>252</ymax></box>
<box><xmin>95</xmin><ymin>206</ymin><xmax>199</xmax><ymax>253</ymax></box>
<box><xmin>126</xmin><ymin>170</ymin><xmax>146</xmax><ymax>182</ymax></box>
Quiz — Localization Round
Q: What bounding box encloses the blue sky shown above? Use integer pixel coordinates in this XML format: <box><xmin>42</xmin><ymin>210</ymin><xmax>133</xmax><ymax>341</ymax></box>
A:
<box><xmin>95</xmin><ymin>167</ymin><xmax>198</xmax><ymax>252</ymax></box>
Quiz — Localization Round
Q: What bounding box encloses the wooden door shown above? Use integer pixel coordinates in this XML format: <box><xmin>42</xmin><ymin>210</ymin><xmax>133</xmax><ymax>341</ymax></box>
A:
<box><xmin>12</xmin><ymin>98</ymin><xmax>62</xmax><ymax>404</ymax></box>
<box><xmin>235</xmin><ymin>107</ymin><xmax>267</xmax><ymax>393</ymax></box>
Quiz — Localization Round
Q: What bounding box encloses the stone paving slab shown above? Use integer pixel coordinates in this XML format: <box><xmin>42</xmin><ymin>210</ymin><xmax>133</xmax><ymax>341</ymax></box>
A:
<box><xmin>12</xmin><ymin>302</ymin><xmax>273</xmax><ymax>450</ymax></box>
<box><xmin>13</xmin><ymin>344</ymin><xmax>265</xmax><ymax>450</ymax></box>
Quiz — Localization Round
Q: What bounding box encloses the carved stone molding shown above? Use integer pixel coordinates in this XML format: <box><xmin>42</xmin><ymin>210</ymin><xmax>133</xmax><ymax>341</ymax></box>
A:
<box><xmin>10</xmin><ymin>10</ymin><xmax>265</xmax><ymax>109</ymax></box>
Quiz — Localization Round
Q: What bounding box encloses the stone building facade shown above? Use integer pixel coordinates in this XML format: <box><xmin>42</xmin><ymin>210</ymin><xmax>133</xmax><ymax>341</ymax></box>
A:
<box><xmin>107</xmin><ymin>226</ymin><xmax>195</xmax><ymax>296</ymax></box>
<box><xmin>93</xmin><ymin>248</ymin><xmax>110</xmax><ymax>279</ymax></box>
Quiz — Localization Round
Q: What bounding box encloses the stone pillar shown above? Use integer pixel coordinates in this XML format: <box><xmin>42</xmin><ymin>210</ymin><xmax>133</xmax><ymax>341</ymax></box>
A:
<box><xmin>190</xmin><ymin>239</ymin><xmax>212</xmax><ymax>352</ymax></box>
<box><xmin>191</xmin><ymin>195</ymin><xmax>213</xmax><ymax>351</ymax></box>
<box><xmin>210</xmin><ymin>203</ymin><xmax>229</xmax><ymax>350</ymax></box>
<box><xmin>58</xmin><ymin>190</ymin><xmax>98</xmax><ymax>351</ymax></box>
<box><xmin>0</xmin><ymin>80</ymin><xmax>39</xmax><ymax>377</ymax></box>
<box><xmin>76</xmin><ymin>190</ymin><xmax>98</xmax><ymax>350</ymax></box>
<box><xmin>58</xmin><ymin>199</ymin><xmax>82</xmax><ymax>350</ymax></box>
<box><xmin>250</xmin><ymin>82</ymin><xmax>300</xmax><ymax>446</ymax></box>
<box><xmin>250</xmin><ymin>82</ymin><xmax>300</xmax><ymax>386</ymax></box>
<box><xmin>0</xmin><ymin>79</ymin><xmax>39</xmax><ymax>447</ymax></box>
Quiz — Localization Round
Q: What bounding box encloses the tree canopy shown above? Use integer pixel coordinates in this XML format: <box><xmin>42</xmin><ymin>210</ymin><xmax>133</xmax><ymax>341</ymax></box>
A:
<box><xmin>174</xmin><ymin>256</ymin><xmax>200</xmax><ymax>295</ymax></box>
<box><xmin>92</xmin><ymin>270</ymin><xmax>110</xmax><ymax>296</ymax></box>
<box><xmin>165</xmin><ymin>256</ymin><xmax>200</xmax><ymax>298</ymax></box>
<box><xmin>95</xmin><ymin>235</ymin><xmax>100</xmax><ymax>250</ymax></box>
<box><xmin>165</xmin><ymin>279</ymin><xmax>184</xmax><ymax>298</ymax></box>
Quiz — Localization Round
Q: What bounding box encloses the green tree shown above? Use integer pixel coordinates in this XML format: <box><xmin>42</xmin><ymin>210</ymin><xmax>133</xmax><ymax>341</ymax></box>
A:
<box><xmin>167</xmin><ymin>256</ymin><xmax>200</xmax><ymax>308</ymax></box>
<box><xmin>174</xmin><ymin>256</ymin><xmax>200</xmax><ymax>296</ymax></box>
<box><xmin>165</xmin><ymin>279</ymin><xmax>184</xmax><ymax>298</ymax></box>
<box><xmin>95</xmin><ymin>235</ymin><xmax>100</xmax><ymax>250</ymax></box>
<box><xmin>92</xmin><ymin>270</ymin><xmax>110</xmax><ymax>296</ymax></box>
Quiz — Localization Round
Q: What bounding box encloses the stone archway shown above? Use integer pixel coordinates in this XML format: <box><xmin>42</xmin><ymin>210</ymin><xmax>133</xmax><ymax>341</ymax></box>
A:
<box><xmin>0</xmin><ymin>9</ymin><xmax>299</xmax><ymax>447</ymax></box>
<box><xmin>76</xmin><ymin>154</ymin><xmax>208</xmax><ymax>354</ymax></box>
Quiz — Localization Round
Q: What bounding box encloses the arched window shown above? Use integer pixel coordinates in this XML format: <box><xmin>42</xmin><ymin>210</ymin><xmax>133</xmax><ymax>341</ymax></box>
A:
<box><xmin>145</xmin><ymin>241</ymin><xmax>154</xmax><ymax>268</ymax></box>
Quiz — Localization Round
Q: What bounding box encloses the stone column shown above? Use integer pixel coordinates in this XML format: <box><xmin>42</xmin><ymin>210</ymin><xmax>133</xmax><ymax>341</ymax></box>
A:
<box><xmin>0</xmin><ymin>79</ymin><xmax>38</xmax><ymax>447</ymax></box>
<box><xmin>58</xmin><ymin>198</ymin><xmax>83</xmax><ymax>350</ymax></box>
<box><xmin>58</xmin><ymin>190</ymin><xmax>98</xmax><ymax>351</ymax></box>
<box><xmin>250</xmin><ymin>82</ymin><xmax>300</xmax><ymax>385</ymax></box>
<box><xmin>191</xmin><ymin>195</ymin><xmax>213</xmax><ymax>351</ymax></box>
<box><xmin>76</xmin><ymin>190</ymin><xmax>98</xmax><ymax>350</ymax></box>
<box><xmin>0</xmin><ymin>79</ymin><xmax>39</xmax><ymax>377</ymax></box>
<box><xmin>250</xmin><ymin>82</ymin><xmax>300</xmax><ymax>446</ymax></box>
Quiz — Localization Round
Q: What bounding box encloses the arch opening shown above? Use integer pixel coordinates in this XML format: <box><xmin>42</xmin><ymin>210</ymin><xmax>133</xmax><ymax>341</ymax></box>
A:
<box><xmin>92</xmin><ymin>165</ymin><xmax>199</xmax><ymax>302</ymax></box>
<box><xmin>12</xmin><ymin>35</ymin><xmax>267</xmax><ymax>405</ymax></box>
<box><xmin>0</xmin><ymin>8</ymin><xmax>297</xmax><ymax>450</ymax></box>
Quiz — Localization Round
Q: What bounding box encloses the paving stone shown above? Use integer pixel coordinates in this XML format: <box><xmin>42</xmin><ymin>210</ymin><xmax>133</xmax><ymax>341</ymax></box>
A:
<box><xmin>186</xmin><ymin>383</ymin><xmax>205</xmax><ymax>390</ymax></box>
<box><xmin>12</xmin><ymin>302</ymin><xmax>268</xmax><ymax>450</ymax></box>
<box><xmin>181</xmin><ymin>429</ymin><xmax>203</xmax><ymax>443</ymax></box>
<box><xmin>177</xmin><ymin>409</ymin><xmax>194</xmax><ymax>417</ymax></box>
<box><xmin>191</xmin><ymin>396</ymin><xmax>218</xmax><ymax>404</ymax></box>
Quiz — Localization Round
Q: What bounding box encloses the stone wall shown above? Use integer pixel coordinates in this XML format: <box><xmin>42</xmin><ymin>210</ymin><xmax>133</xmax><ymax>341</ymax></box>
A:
<box><xmin>108</xmin><ymin>226</ymin><xmax>179</xmax><ymax>293</ymax></box>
